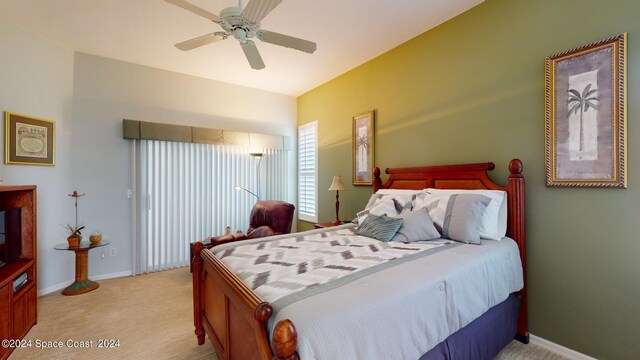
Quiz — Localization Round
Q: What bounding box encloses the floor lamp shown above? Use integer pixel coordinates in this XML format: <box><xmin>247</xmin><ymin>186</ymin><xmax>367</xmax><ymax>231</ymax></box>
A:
<box><xmin>328</xmin><ymin>175</ymin><xmax>346</xmax><ymax>225</ymax></box>
<box><xmin>250</xmin><ymin>152</ymin><xmax>264</xmax><ymax>199</ymax></box>
<box><xmin>234</xmin><ymin>152</ymin><xmax>264</xmax><ymax>200</ymax></box>
<box><xmin>234</xmin><ymin>185</ymin><xmax>259</xmax><ymax>200</ymax></box>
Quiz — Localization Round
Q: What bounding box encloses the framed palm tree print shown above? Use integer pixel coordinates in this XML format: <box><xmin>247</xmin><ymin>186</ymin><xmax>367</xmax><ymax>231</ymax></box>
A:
<box><xmin>545</xmin><ymin>33</ymin><xmax>626</xmax><ymax>188</ymax></box>
<box><xmin>352</xmin><ymin>111</ymin><xmax>375</xmax><ymax>185</ymax></box>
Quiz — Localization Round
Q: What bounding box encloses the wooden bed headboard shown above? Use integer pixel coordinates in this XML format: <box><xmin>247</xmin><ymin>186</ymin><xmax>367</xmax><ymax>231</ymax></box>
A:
<box><xmin>372</xmin><ymin>158</ymin><xmax>528</xmax><ymax>342</ymax></box>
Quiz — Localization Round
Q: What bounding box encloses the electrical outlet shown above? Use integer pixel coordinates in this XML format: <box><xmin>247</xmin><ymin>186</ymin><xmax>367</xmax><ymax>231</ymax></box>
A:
<box><xmin>109</xmin><ymin>247</ymin><xmax>117</xmax><ymax>257</ymax></box>
<box><xmin>127</xmin><ymin>189</ymin><xmax>132</xmax><ymax>199</ymax></box>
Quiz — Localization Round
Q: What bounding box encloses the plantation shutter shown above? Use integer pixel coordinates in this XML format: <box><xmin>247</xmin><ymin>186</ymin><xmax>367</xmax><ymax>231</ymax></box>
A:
<box><xmin>298</xmin><ymin>121</ymin><xmax>318</xmax><ymax>222</ymax></box>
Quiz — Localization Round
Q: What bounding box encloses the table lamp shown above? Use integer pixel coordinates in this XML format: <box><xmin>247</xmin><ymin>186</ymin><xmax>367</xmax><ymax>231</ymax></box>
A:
<box><xmin>328</xmin><ymin>175</ymin><xmax>346</xmax><ymax>225</ymax></box>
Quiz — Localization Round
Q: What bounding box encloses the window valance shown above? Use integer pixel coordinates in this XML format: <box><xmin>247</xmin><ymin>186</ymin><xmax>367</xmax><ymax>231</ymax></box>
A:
<box><xmin>122</xmin><ymin>119</ymin><xmax>290</xmax><ymax>150</ymax></box>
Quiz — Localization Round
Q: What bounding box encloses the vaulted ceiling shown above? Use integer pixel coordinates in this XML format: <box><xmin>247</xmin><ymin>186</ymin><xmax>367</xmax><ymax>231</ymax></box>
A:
<box><xmin>0</xmin><ymin>0</ymin><xmax>483</xmax><ymax>96</ymax></box>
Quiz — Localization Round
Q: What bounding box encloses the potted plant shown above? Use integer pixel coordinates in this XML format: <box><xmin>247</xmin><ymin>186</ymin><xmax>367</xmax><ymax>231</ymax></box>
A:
<box><xmin>65</xmin><ymin>190</ymin><xmax>85</xmax><ymax>247</ymax></box>
<box><xmin>64</xmin><ymin>224</ymin><xmax>85</xmax><ymax>247</ymax></box>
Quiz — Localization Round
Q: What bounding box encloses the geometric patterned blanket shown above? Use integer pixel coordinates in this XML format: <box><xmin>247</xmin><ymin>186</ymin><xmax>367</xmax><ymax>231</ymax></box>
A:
<box><xmin>214</xmin><ymin>226</ymin><xmax>452</xmax><ymax>304</ymax></box>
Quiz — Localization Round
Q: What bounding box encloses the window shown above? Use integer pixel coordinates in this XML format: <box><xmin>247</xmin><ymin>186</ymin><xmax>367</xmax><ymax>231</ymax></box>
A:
<box><xmin>298</xmin><ymin>121</ymin><xmax>318</xmax><ymax>222</ymax></box>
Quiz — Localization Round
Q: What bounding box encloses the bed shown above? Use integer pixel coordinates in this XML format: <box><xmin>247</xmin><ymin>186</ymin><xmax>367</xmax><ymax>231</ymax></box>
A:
<box><xmin>192</xmin><ymin>159</ymin><xmax>528</xmax><ymax>360</ymax></box>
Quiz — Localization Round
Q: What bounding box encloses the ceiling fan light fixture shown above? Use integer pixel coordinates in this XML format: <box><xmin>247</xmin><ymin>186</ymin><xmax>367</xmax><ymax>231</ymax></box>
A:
<box><xmin>166</xmin><ymin>0</ymin><xmax>316</xmax><ymax>69</ymax></box>
<box><xmin>233</xmin><ymin>29</ymin><xmax>248</xmax><ymax>42</ymax></box>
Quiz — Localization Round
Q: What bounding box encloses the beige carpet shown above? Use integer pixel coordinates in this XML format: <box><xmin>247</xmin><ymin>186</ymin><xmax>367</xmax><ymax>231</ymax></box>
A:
<box><xmin>10</xmin><ymin>268</ymin><xmax>216</xmax><ymax>360</ymax></box>
<box><xmin>10</xmin><ymin>268</ymin><xmax>567</xmax><ymax>360</ymax></box>
<box><xmin>496</xmin><ymin>341</ymin><xmax>571</xmax><ymax>360</ymax></box>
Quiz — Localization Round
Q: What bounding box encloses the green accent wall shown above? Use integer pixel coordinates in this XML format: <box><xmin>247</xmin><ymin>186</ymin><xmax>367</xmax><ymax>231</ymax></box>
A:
<box><xmin>297</xmin><ymin>0</ymin><xmax>639</xmax><ymax>359</ymax></box>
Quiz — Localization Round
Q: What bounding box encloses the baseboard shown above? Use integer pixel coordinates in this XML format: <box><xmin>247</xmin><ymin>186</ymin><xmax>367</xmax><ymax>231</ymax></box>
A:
<box><xmin>90</xmin><ymin>271</ymin><xmax>132</xmax><ymax>281</ymax></box>
<box><xmin>38</xmin><ymin>280</ymin><xmax>74</xmax><ymax>297</ymax></box>
<box><xmin>514</xmin><ymin>332</ymin><xmax>529</xmax><ymax>344</ymax></box>
<box><xmin>37</xmin><ymin>271</ymin><xmax>133</xmax><ymax>296</ymax></box>
<box><xmin>530</xmin><ymin>334</ymin><xmax>598</xmax><ymax>360</ymax></box>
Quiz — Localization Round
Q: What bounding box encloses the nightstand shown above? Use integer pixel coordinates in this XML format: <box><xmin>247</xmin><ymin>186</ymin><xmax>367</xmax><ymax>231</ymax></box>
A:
<box><xmin>314</xmin><ymin>221</ymin><xmax>345</xmax><ymax>229</ymax></box>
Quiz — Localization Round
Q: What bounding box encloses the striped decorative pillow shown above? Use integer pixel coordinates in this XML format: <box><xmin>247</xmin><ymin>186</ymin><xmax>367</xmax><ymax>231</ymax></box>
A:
<box><xmin>425</xmin><ymin>188</ymin><xmax>507</xmax><ymax>240</ymax></box>
<box><xmin>356</xmin><ymin>214</ymin><xmax>403</xmax><ymax>242</ymax></box>
<box><xmin>439</xmin><ymin>194</ymin><xmax>491</xmax><ymax>244</ymax></box>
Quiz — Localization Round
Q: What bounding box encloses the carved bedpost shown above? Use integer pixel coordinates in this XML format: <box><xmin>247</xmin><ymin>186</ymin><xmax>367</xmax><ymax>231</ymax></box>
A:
<box><xmin>507</xmin><ymin>159</ymin><xmax>528</xmax><ymax>343</ymax></box>
<box><xmin>192</xmin><ymin>242</ymin><xmax>206</xmax><ymax>345</ymax></box>
<box><xmin>373</xmin><ymin>167</ymin><xmax>382</xmax><ymax>192</ymax></box>
<box><xmin>272</xmin><ymin>319</ymin><xmax>299</xmax><ymax>360</ymax></box>
<box><xmin>254</xmin><ymin>302</ymin><xmax>273</xmax><ymax>322</ymax></box>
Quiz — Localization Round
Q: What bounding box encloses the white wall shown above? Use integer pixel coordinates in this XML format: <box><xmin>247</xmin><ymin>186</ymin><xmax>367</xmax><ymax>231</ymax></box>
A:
<box><xmin>0</xmin><ymin>26</ymin><xmax>297</xmax><ymax>293</ymax></box>
<box><xmin>71</xmin><ymin>53</ymin><xmax>297</xmax><ymax>282</ymax></box>
<box><xmin>0</xmin><ymin>22</ymin><xmax>76</xmax><ymax>292</ymax></box>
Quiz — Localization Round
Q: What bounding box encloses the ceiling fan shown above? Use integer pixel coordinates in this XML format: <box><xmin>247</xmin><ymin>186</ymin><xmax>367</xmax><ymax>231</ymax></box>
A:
<box><xmin>165</xmin><ymin>0</ymin><xmax>317</xmax><ymax>70</ymax></box>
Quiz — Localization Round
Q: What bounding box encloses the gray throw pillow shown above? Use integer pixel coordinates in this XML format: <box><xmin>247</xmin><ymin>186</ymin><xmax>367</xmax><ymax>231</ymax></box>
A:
<box><xmin>439</xmin><ymin>194</ymin><xmax>491</xmax><ymax>244</ymax></box>
<box><xmin>356</xmin><ymin>214</ymin><xmax>403</xmax><ymax>242</ymax></box>
<box><xmin>392</xmin><ymin>208</ymin><xmax>441</xmax><ymax>242</ymax></box>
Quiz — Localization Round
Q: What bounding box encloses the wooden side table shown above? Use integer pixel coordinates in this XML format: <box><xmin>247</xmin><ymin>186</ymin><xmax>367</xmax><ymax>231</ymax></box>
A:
<box><xmin>54</xmin><ymin>241</ymin><xmax>109</xmax><ymax>296</ymax></box>
<box><xmin>314</xmin><ymin>221</ymin><xmax>345</xmax><ymax>229</ymax></box>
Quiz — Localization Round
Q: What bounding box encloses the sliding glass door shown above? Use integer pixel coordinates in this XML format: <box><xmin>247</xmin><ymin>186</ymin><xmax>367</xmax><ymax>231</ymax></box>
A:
<box><xmin>131</xmin><ymin>140</ymin><xmax>290</xmax><ymax>274</ymax></box>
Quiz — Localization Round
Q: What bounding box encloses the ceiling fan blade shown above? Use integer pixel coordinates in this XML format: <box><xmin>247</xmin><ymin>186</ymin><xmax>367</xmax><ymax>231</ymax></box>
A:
<box><xmin>257</xmin><ymin>30</ymin><xmax>316</xmax><ymax>54</ymax></box>
<box><xmin>240</xmin><ymin>40</ymin><xmax>266</xmax><ymax>70</ymax></box>
<box><xmin>242</xmin><ymin>0</ymin><xmax>283</xmax><ymax>23</ymax></box>
<box><xmin>175</xmin><ymin>33</ymin><xmax>224</xmax><ymax>51</ymax></box>
<box><xmin>165</xmin><ymin>0</ymin><xmax>220</xmax><ymax>23</ymax></box>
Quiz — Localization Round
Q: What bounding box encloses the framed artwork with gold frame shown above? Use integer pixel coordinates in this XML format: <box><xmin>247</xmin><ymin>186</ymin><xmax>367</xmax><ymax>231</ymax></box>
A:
<box><xmin>545</xmin><ymin>33</ymin><xmax>626</xmax><ymax>188</ymax></box>
<box><xmin>352</xmin><ymin>110</ymin><xmax>375</xmax><ymax>185</ymax></box>
<box><xmin>5</xmin><ymin>112</ymin><xmax>56</xmax><ymax>166</ymax></box>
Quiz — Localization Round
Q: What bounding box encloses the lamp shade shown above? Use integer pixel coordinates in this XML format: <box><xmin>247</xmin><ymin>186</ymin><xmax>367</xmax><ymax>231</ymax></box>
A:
<box><xmin>328</xmin><ymin>175</ymin><xmax>346</xmax><ymax>191</ymax></box>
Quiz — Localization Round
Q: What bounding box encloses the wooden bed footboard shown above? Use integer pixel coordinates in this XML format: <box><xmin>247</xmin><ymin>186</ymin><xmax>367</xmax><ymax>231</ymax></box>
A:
<box><xmin>192</xmin><ymin>242</ymin><xmax>299</xmax><ymax>360</ymax></box>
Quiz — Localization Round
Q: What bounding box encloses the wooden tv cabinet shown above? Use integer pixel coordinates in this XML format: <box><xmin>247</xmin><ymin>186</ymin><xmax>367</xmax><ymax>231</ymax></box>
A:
<box><xmin>0</xmin><ymin>186</ymin><xmax>37</xmax><ymax>360</ymax></box>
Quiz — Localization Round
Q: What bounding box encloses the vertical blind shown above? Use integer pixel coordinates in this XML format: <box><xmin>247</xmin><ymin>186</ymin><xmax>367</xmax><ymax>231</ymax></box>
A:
<box><xmin>298</xmin><ymin>121</ymin><xmax>317</xmax><ymax>222</ymax></box>
<box><xmin>131</xmin><ymin>140</ymin><xmax>290</xmax><ymax>274</ymax></box>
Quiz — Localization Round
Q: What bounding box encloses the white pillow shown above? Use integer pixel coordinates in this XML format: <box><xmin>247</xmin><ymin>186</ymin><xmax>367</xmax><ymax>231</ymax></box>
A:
<box><xmin>375</xmin><ymin>189</ymin><xmax>424</xmax><ymax>196</ymax></box>
<box><xmin>363</xmin><ymin>193</ymin><xmax>382</xmax><ymax>209</ymax></box>
<box><xmin>373</xmin><ymin>189</ymin><xmax>423</xmax><ymax>207</ymax></box>
<box><xmin>360</xmin><ymin>190</ymin><xmax>420</xmax><ymax>221</ymax></box>
<box><xmin>356</xmin><ymin>198</ymin><xmax>399</xmax><ymax>224</ymax></box>
<box><xmin>421</xmin><ymin>188</ymin><xmax>507</xmax><ymax>240</ymax></box>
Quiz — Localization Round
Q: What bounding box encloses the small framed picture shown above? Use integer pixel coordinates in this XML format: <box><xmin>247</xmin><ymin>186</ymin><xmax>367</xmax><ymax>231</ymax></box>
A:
<box><xmin>545</xmin><ymin>33</ymin><xmax>626</xmax><ymax>188</ymax></box>
<box><xmin>352</xmin><ymin>111</ymin><xmax>375</xmax><ymax>185</ymax></box>
<box><xmin>5</xmin><ymin>112</ymin><xmax>56</xmax><ymax>166</ymax></box>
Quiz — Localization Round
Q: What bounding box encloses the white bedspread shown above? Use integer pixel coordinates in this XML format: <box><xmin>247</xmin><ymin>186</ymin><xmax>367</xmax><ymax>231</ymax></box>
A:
<box><xmin>215</xmin><ymin>226</ymin><xmax>453</xmax><ymax>305</ymax></box>
<box><xmin>214</xmin><ymin>224</ymin><xmax>523</xmax><ymax>359</ymax></box>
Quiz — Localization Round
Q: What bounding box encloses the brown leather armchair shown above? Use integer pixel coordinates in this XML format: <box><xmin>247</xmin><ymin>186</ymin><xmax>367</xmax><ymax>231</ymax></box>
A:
<box><xmin>190</xmin><ymin>200</ymin><xmax>295</xmax><ymax>270</ymax></box>
<box><xmin>211</xmin><ymin>200</ymin><xmax>295</xmax><ymax>244</ymax></box>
